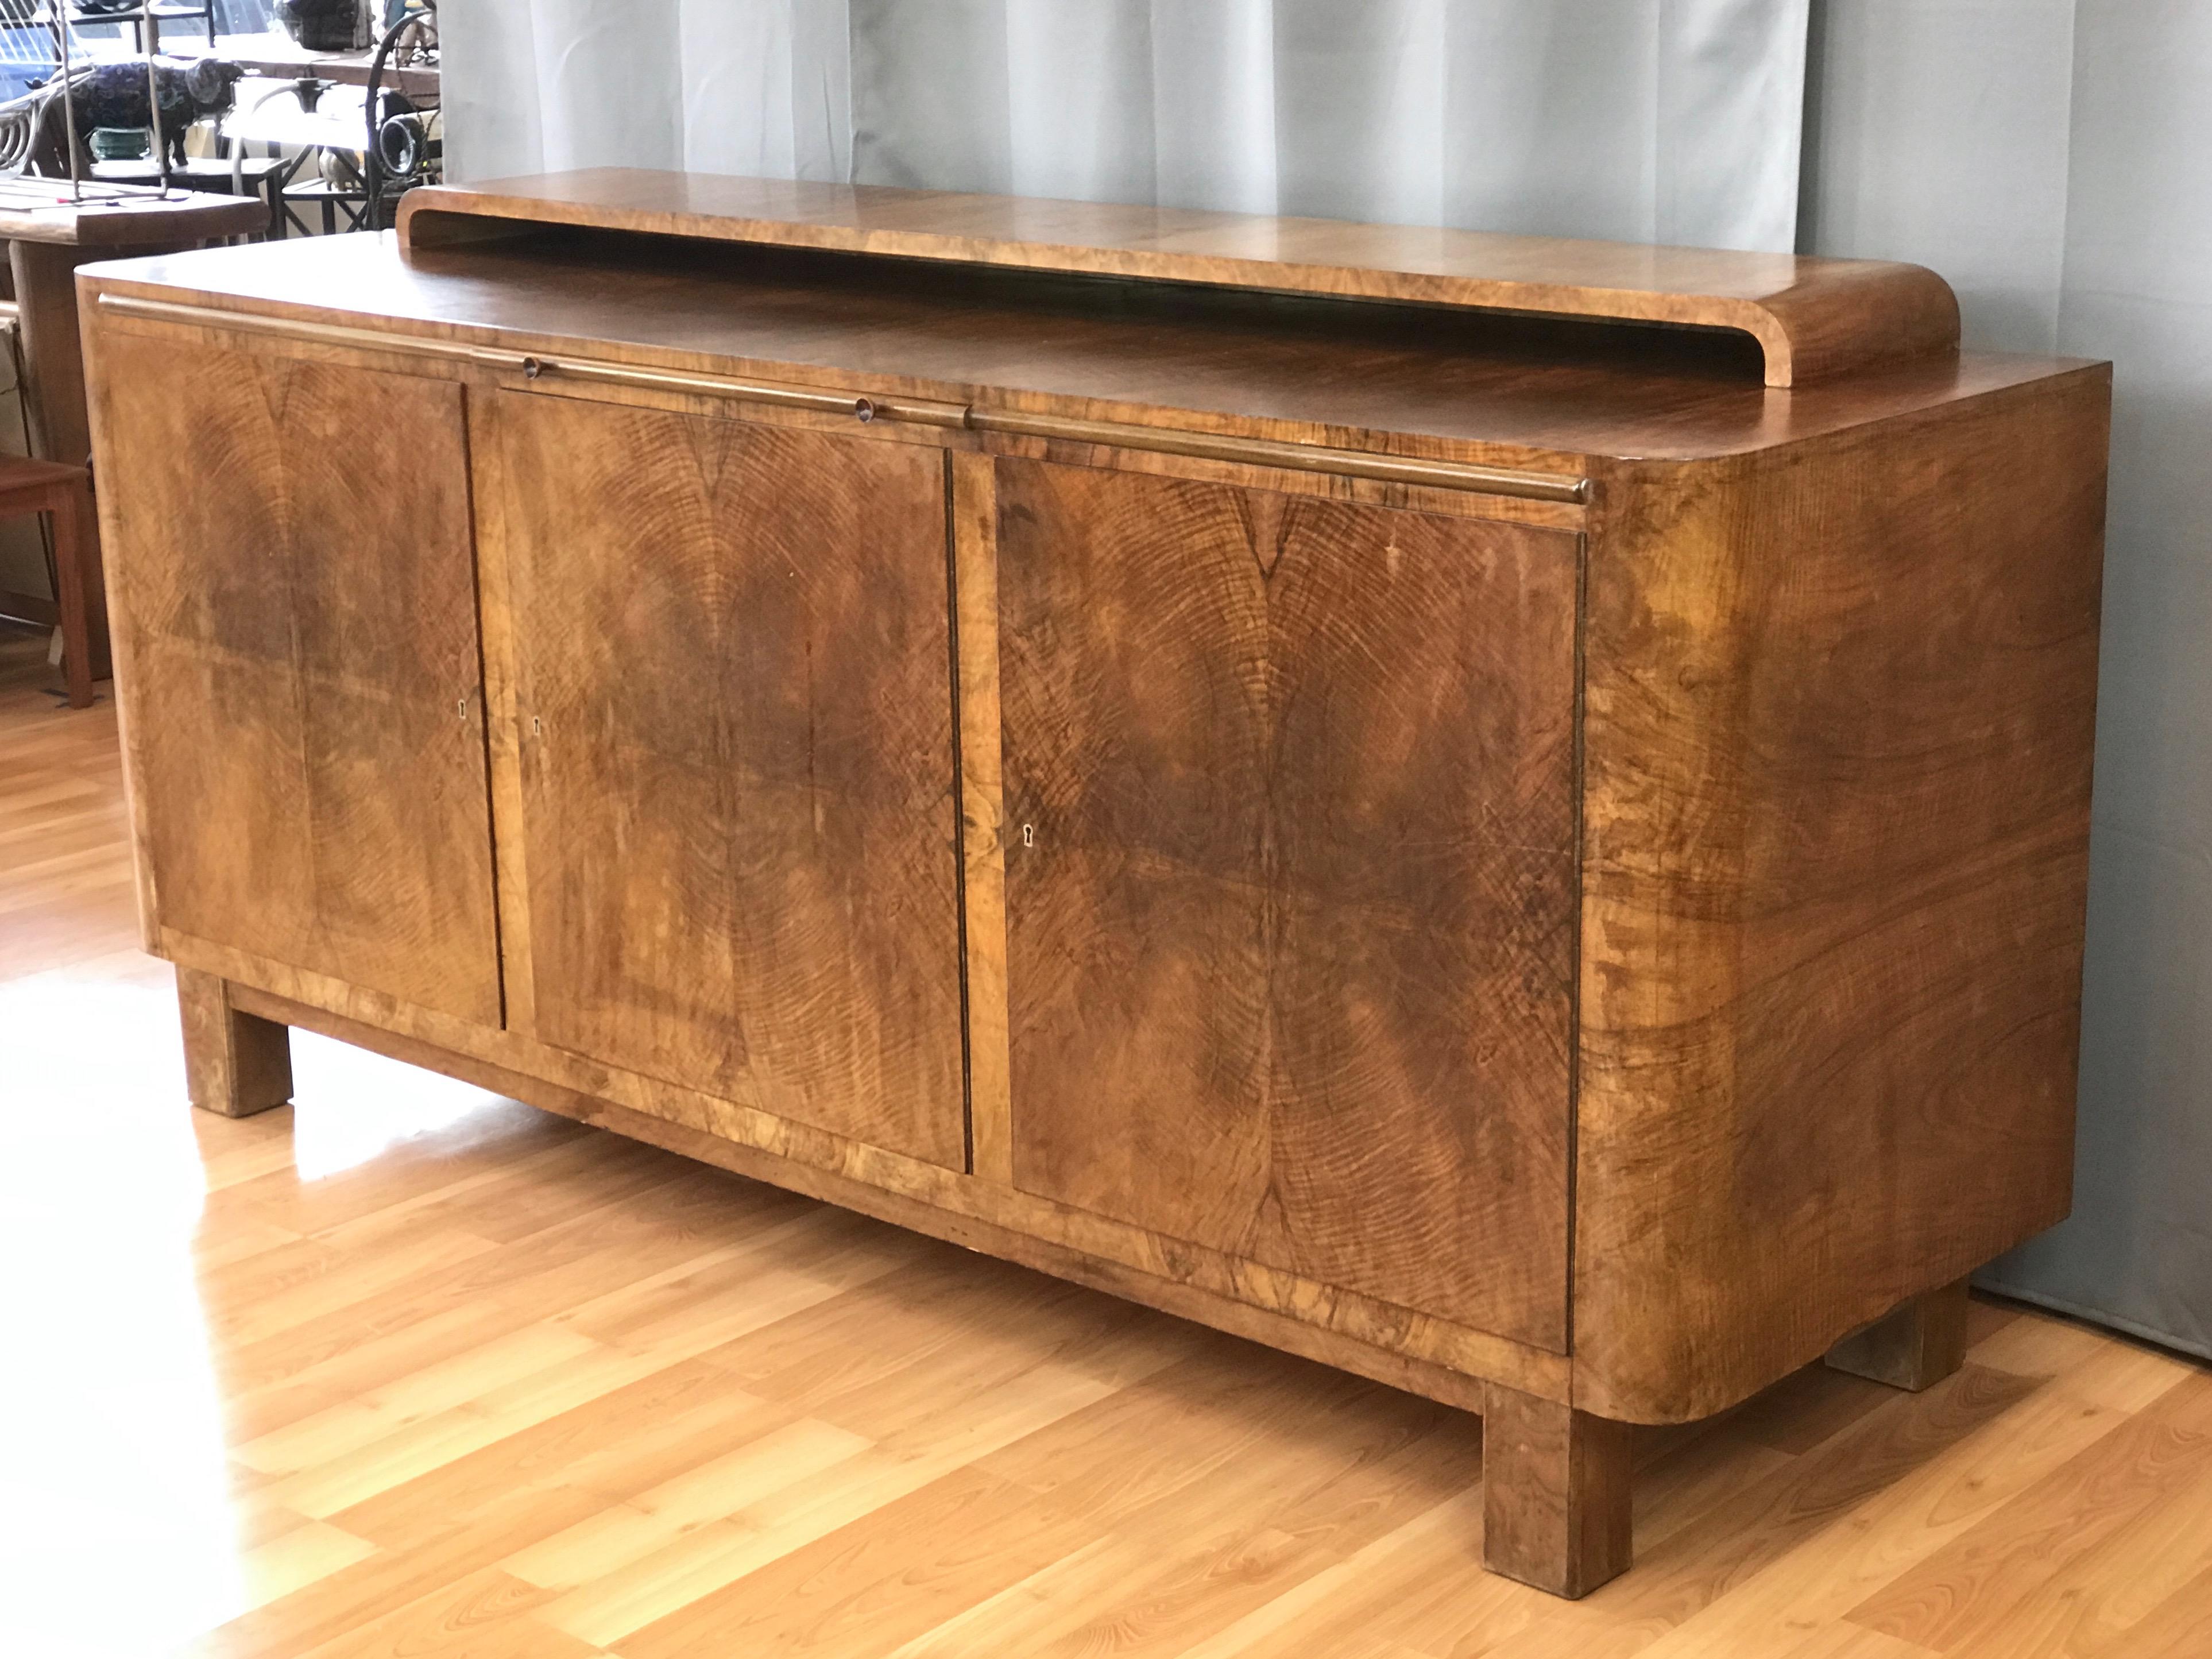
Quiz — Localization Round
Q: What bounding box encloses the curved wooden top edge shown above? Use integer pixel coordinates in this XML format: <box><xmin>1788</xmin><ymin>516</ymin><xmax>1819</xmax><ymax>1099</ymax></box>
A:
<box><xmin>400</xmin><ymin>169</ymin><xmax>1961</xmax><ymax>388</ymax></box>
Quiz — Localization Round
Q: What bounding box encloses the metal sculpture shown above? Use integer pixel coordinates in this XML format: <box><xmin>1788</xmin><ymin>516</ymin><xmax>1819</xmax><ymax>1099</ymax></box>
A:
<box><xmin>0</xmin><ymin>59</ymin><xmax>243</xmax><ymax>178</ymax></box>
<box><xmin>363</xmin><ymin>0</ymin><xmax>436</xmax><ymax>227</ymax></box>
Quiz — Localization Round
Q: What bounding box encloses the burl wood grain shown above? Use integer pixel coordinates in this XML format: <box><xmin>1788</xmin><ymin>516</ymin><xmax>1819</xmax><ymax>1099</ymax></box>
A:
<box><xmin>92</xmin><ymin>331</ymin><xmax>501</xmax><ymax>1024</ymax></box>
<box><xmin>1573</xmin><ymin>367</ymin><xmax>2112</xmax><ymax>1423</ymax></box>
<box><xmin>493</xmin><ymin>390</ymin><xmax>967</xmax><ymax>1169</ymax></box>
<box><xmin>400</xmin><ymin>169</ymin><xmax>1960</xmax><ymax>386</ymax></box>
<box><xmin>994</xmin><ymin>457</ymin><xmax>1580</xmax><ymax>1350</ymax></box>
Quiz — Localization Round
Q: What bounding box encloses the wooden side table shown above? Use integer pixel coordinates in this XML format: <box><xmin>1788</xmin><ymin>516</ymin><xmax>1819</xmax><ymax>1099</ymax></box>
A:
<box><xmin>0</xmin><ymin>454</ymin><xmax>95</xmax><ymax>706</ymax></box>
<box><xmin>0</xmin><ymin>182</ymin><xmax>267</xmax><ymax>691</ymax></box>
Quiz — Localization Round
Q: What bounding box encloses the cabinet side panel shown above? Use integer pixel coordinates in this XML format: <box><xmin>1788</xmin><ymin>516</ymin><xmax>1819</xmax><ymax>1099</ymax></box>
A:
<box><xmin>1575</xmin><ymin>368</ymin><xmax>2111</xmax><ymax>1422</ymax></box>
<box><xmin>94</xmin><ymin>328</ymin><xmax>500</xmax><ymax>1024</ymax></box>
<box><xmin>495</xmin><ymin>391</ymin><xmax>968</xmax><ymax>1169</ymax></box>
<box><xmin>997</xmin><ymin>457</ymin><xmax>1580</xmax><ymax>1349</ymax></box>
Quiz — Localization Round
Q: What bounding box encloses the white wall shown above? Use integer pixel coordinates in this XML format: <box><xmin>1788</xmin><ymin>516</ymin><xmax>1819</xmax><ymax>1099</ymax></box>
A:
<box><xmin>446</xmin><ymin>0</ymin><xmax>1809</xmax><ymax>253</ymax></box>
<box><xmin>1800</xmin><ymin>0</ymin><xmax>2074</xmax><ymax>349</ymax></box>
<box><xmin>1808</xmin><ymin>0</ymin><xmax>2212</xmax><ymax>1360</ymax></box>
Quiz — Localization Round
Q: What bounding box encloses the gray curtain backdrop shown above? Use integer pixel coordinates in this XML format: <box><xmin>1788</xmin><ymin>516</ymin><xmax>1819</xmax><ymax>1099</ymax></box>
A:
<box><xmin>1803</xmin><ymin>0</ymin><xmax>2212</xmax><ymax>1363</ymax></box>
<box><xmin>443</xmin><ymin>0</ymin><xmax>1810</xmax><ymax>252</ymax></box>
<box><xmin>443</xmin><ymin>2</ymin><xmax>2210</xmax><ymax>1360</ymax></box>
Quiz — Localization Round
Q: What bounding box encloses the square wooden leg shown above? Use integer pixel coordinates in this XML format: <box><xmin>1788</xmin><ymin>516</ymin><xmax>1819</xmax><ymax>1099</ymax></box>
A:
<box><xmin>1824</xmin><ymin>1276</ymin><xmax>1971</xmax><ymax>1391</ymax></box>
<box><xmin>1482</xmin><ymin>1382</ymin><xmax>1634</xmax><ymax>1599</ymax></box>
<box><xmin>177</xmin><ymin>966</ymin><xmax>293</xmax><ymax>1118</ymax></box>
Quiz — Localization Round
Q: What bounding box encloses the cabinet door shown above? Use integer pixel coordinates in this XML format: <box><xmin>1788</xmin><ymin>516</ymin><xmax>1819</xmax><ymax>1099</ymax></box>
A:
<box><xmin>995</xmin><ymin>459</ymin><xmax>1579</xmax><ymax>1349</ymax></box>
<box><xmin>494</xmin><ymin>393</ymin><xmax>966</xmax><ymax>1169</ymax></box>
<box><xmin>98</xmin><ymin>333</ymin><xmax>500</xmax><ymax>1024</ymax></box>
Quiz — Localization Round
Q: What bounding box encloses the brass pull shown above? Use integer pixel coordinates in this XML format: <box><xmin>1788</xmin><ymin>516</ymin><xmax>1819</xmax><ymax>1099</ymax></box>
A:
<box><xmin>962</xmin><ymin>407</ymin><xmax>1590</xmax><ymax>504</ymax></box>
<box><xmin>94</xmin><ymin>294</ymin><xmax>1590</xmax><ymax>504</ymax></box>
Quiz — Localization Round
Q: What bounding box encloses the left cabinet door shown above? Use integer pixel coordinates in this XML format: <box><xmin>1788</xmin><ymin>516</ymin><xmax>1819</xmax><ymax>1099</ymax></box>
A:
<box><xmin>96</xmin><ymin>332</ymin><xmax>502</xmax><ymax>1026</ymax></box>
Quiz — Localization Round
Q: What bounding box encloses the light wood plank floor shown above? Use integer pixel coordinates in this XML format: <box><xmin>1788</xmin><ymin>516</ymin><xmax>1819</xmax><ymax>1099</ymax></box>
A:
<box><xmin>5</xmin><ymin>621</ymin><xmax>2211</xmax><ymax>1659</ymax></box>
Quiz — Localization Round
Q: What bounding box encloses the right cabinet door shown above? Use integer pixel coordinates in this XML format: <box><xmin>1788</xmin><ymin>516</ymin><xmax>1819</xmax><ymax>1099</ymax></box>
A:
<box><xmin>993</xmin><ymin>458</ymin><xmax>1580</xmax><ymax>1351</ymax></box>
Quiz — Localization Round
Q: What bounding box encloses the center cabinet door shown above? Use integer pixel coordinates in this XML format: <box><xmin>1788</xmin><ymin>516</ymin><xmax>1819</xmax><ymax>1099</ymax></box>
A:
<box><xmin>492</xmin><ymin>392</ymin><xmax>968</xmax><ymax>1169</ymax></box>
<box><xmin>984</xmin><ymin>458</ymin><xmax>1581</xmax><ymax>1351</ymax></box>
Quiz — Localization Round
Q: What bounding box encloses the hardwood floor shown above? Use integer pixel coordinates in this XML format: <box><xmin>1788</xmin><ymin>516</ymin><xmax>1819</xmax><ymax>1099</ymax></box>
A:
<box><xmin>4</xmin><ymin>618</ymin><xmax>2210</xmax><ymax>1659</ymax></box>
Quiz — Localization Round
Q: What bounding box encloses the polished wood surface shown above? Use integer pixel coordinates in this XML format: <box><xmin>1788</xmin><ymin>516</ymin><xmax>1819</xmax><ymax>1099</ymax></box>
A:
<box><xmin>1571</xmin><ymin>367</ymin><xmax>2110</xmax><ymax>1424</ymax></box>
<box><xmin>76</xmin><ymin>177</ymin><xmax>2109</xmax><ymax>1598</ymax></box>
<box><xmin>87</xmin><ymin>331</ymin><xmax>501</xmax><ymax>1024</ymax></box>
<box><xmin>6</xmin><ymin>625</ymin><xmax>2210</xmax><ymax>1655</ymax></box>
<box><xmin>399</xmin><ymin>169</ymin><xmax>1960</xmax><ymax>387</ymax></box>
<box><xmin>488</xmin><ymin>389</ymin><xmax>968</xmax><ymax>1167</ymax></box>
<box><xmin>85</xmin><ymin>233</ymin><xmax>2063</xmax><ymax>465</ymax></box>
<box><xmin>993</xmin><ymin>457</ymin><xmax>1579</xmax><ymax>1349</ymax></box>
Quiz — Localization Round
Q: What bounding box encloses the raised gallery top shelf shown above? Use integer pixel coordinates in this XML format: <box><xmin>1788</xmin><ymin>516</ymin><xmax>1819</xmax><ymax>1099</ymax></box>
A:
<box><xmin>397</xmin><ymin>167</ymin><xmax>1960</xmax><ymax>389</ymax></box>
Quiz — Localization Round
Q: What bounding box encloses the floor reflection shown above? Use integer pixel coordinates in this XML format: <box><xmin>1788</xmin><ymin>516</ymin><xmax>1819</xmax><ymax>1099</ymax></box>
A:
<box><xmin>289</xmin><ymin>1031</ymin><xmax>508</xmax><ymax>1182</ymax></box>
<box><xmin>0</xmin><ymin>968</ymin><xmax>242</xmax><ymax>1658</ymax></box>
<box><xmin>0</xmin><ymin>964</ymin><xmax>513</xmax><ymax>1656</ymax></box>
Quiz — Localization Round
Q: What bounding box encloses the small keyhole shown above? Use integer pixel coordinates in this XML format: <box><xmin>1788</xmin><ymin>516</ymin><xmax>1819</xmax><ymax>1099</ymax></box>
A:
<box><xmin>457</xmin><ymin>697</ymin><xmax>466</xmax><ymax>720</ymax></box>
<box><xmin>532</xmin><ymin>716</ymin><xmax>543</xmax><ymax>736</ymax></box>
<box><xmin>1021</xmin><ymin>823</ymin><xmax>1034</xmax><ymax>848</ymax></box>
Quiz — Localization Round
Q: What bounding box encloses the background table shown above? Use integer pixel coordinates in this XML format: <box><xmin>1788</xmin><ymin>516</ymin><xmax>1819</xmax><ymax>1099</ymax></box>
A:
<box><xmin>0</xmin><ymin>181</ymin><xmax>268</xmax><ymax>686</ymax></box>
<box><xmin>199</xmin><ymin>32</ymin><xmax>441</xmax><ymax>100</ymax></box>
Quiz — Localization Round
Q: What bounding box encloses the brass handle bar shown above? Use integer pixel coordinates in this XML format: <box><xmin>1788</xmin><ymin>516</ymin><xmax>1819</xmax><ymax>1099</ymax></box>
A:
<box><xmin>96</xmin><ymin>292</ymin><xmax>1589</xmax><ymax>504</ymax></box>
<box><xmin>961</xmin><ymin>408</ymin><xmax>1589</xmax><ymax>504</ymax></box>
<box><xmin>519</xmin><ymin>356</ymin><xmax>969</xmax><ymax>427</ymax></box>
<box><xmin>102</xmin><ymin>291</ymin><xmax>550</xmax><ymax>374</ymax></box>
<box><xmin>94</xmin><ymin>293</ymin><xmax>969</xmax><ymax>427</ymax></box>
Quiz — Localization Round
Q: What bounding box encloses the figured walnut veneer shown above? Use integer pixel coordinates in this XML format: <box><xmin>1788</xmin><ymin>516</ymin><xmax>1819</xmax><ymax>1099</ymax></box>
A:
<box><xmin>489</xmin><ymin>390</ymin><xmax>968</xmax><ymax>1169</ymax></box>
<box><xmin>995</xmin><ymin>459</ymin><xmax>1579</xmax><ymax>1350</ymax></box>
<box><xmin>80</xmin><ymin>174</ymin><xmax>2107</xmax><ymax>1599</ymax></box>
<box><xmin>398</xmin><ymin>169</ymin><xmax>1960</xmax><ymax>388</ymax></box>
<box><xmin>95</xmin><ymin>332</ymin><xmax>500</xmax><ymax>1026</ymax></box>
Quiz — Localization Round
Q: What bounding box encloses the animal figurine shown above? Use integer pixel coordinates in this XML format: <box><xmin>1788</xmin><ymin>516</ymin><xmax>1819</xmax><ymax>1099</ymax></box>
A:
<box><xmin>0</xmin><ymin>60</ymin><xmax>246</xmax><ymax>179</ymax></box>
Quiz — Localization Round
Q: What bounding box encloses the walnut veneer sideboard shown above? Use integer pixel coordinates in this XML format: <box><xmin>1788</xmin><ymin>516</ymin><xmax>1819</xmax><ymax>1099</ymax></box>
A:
<box><xmin>79</xmin><ymin>170</ymin><xmax>2109</xmax><ymax>1598</ymax></box>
